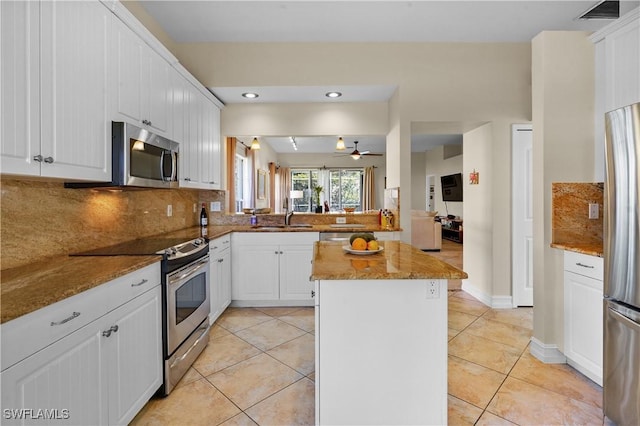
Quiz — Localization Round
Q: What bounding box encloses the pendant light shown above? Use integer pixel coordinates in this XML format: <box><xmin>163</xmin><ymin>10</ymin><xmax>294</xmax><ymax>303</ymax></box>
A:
<box><xmin>250</xmin><ymin>137</ymin><xmax>261</xmax><ymax>150</ymax></box>
<box><xmin>336</xmin><ymin>137</ymin><xmax>346</xmax><ymax>150</ymax></box>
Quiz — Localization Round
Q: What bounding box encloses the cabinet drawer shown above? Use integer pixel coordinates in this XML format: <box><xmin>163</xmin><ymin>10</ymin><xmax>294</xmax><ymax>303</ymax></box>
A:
<box><xmin>210</xmin><ymin>235</ymin><xmax>230</xmax><ymax>253</ymax></box>
<box><xmin>1</xmin><ymin>262</ymin><xmax>161</xmax><ymax>370</ymax></box>
<box><xmin>564</xmin><ymin>251</ymin><xmax>604</xmax><ymax>280</ymax></box>
<box><xmin>102</xmin><ymin>262</ymin><xmax>161</xmax><ymax>310</ymax></box>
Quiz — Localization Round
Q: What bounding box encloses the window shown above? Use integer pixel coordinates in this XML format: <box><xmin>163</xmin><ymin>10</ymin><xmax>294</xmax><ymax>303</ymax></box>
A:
<box><xmin>290</xmin><ymin>168</ymin><xmax>363</xmax><ymax>212</ymax></box>
<box><xmin>234</xmin><ymin>154</ymin><xmax>248</xmax><ymax>213</ymax></box>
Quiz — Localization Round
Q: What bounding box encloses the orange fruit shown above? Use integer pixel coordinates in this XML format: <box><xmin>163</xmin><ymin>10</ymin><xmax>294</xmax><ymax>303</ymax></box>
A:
<box><xmin>367</xmin><ymin>240</ymin><xmax>379</xmax><ymax>251</ymax></box>
<box><xmin>351</xmin><ymin>237</ymin><xmax>367</xmax><ymax>250</ymax></box>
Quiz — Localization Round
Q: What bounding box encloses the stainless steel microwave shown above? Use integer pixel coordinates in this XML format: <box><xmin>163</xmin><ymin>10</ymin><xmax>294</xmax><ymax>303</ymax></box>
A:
<box><xmin>66</xmin><ymin>122</ymin><xmax>179</xmax><ymax>189</ymax></box>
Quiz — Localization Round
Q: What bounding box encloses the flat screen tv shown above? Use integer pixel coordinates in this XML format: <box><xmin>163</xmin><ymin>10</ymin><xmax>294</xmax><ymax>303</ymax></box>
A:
<box><xmin>441</xmin><ymin>173</ymin><xmax>463</xmax><ymax>202</ymax></box>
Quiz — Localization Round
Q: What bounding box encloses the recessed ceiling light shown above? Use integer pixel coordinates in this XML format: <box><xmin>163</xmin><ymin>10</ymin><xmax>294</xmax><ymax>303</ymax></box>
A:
<box><xmin>242</xmin><ymin>92</ymin><xmax>259</xmax><ymax>99</ymax></box>
<box><xmin>325</xmin><ymin>91</ymin><xmax>342</xmax><ymax>98</ymax></box>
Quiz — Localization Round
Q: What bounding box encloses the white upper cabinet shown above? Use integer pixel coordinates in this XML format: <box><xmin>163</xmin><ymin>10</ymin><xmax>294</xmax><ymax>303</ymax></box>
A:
<box><xmin>111</xmin><ymin>17</ymin><xmax>170</xmax><ymax>136</ymax></box>
<box><xmin>179</xmin><ymin>83</ymin><xmax>222</xmax><ymax>190</ymax></box>
<box><xmin>1</xmin><ymin>1</ymin><xmax>112</xmax><ymax>181</ymax></box>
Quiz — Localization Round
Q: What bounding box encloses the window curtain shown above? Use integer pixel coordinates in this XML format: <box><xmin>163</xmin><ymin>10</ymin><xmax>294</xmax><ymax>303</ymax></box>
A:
<box><xmin>278</xmin><ymin>167</ymin><xmax>291</xmax><ymax>213</ymax></box>
<box><xmin>363</xmin><ymin>166</ymin><xmax>375</xmax><ymax>211</ymax></box>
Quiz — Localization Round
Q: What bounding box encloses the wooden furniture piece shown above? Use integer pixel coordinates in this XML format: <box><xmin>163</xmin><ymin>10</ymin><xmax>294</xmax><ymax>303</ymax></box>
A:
<box><xmin>441</xmin><ymin>218</ymin><xmax>463</xmax><ymax>243</ymax></box>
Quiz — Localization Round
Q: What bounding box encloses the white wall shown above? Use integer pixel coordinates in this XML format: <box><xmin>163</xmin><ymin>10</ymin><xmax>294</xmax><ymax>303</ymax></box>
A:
<box><xmin>531</xmin><ymin>31</ymin><xmax>595</xmax><ymax>357</ymax></box>
<box><xmin>424</xmin><ymin>146</ymin><xmax>463</xmax><ymax>218</ymax></box>
<box><xmin>411</xmin><ymin>152</ymin><xmax>427</xmax><ymax>210</ymax></box>
<box><xmin>463</xmin><ymin>124</ymin><xmax>494</xmax><ymax>302</ymax></box>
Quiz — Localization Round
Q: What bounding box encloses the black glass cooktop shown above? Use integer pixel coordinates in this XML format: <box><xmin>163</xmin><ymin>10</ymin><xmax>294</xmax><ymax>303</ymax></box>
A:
<box><xmin>71</xmin><ymin>238</ymin><xmax>200</xmax><ymax>256</ymax></box>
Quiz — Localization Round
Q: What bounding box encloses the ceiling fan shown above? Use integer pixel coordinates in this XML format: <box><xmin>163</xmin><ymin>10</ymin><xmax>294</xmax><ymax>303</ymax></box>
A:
<box><xmin>334</xmin><ymin>141</ymin><xmax>383</xmax><ymax>160</ymax></box>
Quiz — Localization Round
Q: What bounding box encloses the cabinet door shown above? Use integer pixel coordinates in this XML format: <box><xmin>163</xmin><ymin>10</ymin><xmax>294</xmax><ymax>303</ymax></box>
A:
<box><xmin>112</xmin><ymin>16</ymin><xmax>143</xmax><ymax>125</ymax></box>
<box><xmin>280</xmin><ymin>244</ymin><xmax>314</xmax><ymax>300</ymax></box>
<box><xmin>0</xmin><ymin>1</ymin><xmax>41</xmax><ymax>176</ymax></box>
<box><xmin>200</xmin><ymin>99</ymin><xmax>221</xmax><ymax>189</ymax></box>
<box><xmin>144</xmin><ymin>48</ymin><xmax>170</xmax><ymax>135</ymax></box>
<box><xmin>168</xmin><ymin>66</ymin><xmax>186</xmax><ymax>143</ymax></box>
<box><xmin>179</xmin><ymin>84</ymin><xmax>201</xmax><ymax>187</ymax></box>
<box><xmin>232</xmin><ymin>244</ymin><xmax>280</xmax><ymax>300</ymax></box>
<box><xmin>1</xmin><ymin>321</ymin><xmax>107</xmax><ymax>426</ymax></box>
<box><xmin>220</xmin><ymin>247</ymin><xmax>232</xmax><ymax>310</ymax></box>
<box><xmin>605</xmin><ymin>17</ymin><xmax>640</xmax><ymax>111</ymax></box>
<box><xmin>564</xmin><ymin>270</ymin><xmax>603</xmax><ymax>385</ymax></box>
<box><xmin>40</xmin><ymin>0</ymin><xmax>111</xmax><ymax>181</ymax></box>
<box><xmin>104</xmin><ymin>286</ymin><xmax>162</xmax><ymax>425</ymax></box>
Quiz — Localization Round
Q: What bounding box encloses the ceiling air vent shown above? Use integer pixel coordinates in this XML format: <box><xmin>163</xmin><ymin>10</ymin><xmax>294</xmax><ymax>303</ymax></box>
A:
<box><xmin>578</xmin><ymin>0</ymin><xmax>619</xmax><ymax>19</ymax></box>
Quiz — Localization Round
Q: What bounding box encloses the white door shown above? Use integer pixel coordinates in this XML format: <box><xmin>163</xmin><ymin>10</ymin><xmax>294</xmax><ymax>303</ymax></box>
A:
<box><xmin>512</xmin><ymin>124</ymin><xmax>533</xmax><ymax>306</ymax></box>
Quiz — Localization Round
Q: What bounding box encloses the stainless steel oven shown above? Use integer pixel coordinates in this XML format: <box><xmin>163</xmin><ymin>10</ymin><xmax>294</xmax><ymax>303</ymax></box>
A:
<box><xmin>162</xmin><ymin>239</ymin><xmax>211</xmax><ymax>395</ymax></box>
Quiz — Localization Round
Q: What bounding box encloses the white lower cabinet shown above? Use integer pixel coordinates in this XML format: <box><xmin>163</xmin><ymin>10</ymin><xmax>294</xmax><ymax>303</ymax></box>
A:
<box><xmin>1</xmin><ymin>265</ymin><xmax>162</xmax><ymax>426</ymax></box>
<box><xmin>210</xmin><ymin>235</ymin><xmax>232</xmax><ymax>324</ymax></box>
<box><xmin>563</xmin><ymin>251</ymin><xmax>604</xmax><ymax>385</ymax></box>
<box><xmin>231</xmin><ymin>232</ymin><xmax>317</xmax><ymax>306</ymax></box>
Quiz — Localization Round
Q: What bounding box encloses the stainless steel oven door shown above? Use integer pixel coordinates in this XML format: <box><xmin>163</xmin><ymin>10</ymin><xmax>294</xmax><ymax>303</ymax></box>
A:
<box><xmin>166</xmin><ymin>254</ymin><xmax>210</xmax><ymax>356</ymax></box>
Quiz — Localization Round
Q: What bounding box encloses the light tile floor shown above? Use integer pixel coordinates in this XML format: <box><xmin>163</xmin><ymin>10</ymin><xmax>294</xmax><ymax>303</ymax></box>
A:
<box><xmin>132</xmin><ymin>241</ymin><xmax>605</xmax><ymax>426</ymax></box>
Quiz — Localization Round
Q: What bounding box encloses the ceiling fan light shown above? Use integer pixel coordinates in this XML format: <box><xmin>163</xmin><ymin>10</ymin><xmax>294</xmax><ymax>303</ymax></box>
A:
<box><xmin>250</xmin><ymin>137</ymin><xmax>261</xmax><ymax>150</ymax></box>
<box><xmin>350</xmin><ymin>151</ymin><xmax>361</xmax><ymax>160</ymax></box>
<box><xmin>336</xmin><ymin>137</ymin><xmax>346</xmax><ymax>150</ymax></box>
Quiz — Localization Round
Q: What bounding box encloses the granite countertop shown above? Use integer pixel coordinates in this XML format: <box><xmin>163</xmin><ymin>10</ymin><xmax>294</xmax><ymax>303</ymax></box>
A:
<box><xmin>311</xmin><ymin>240</ymin><xmax>468</xmax><ymax>280</ymax></box>
<box><xmin>0</xmin><ymin>224</ymin><xmax>400</xmax><ymax>324</ymax></box>
<box><xmin>550</xmin><ymin>242</ymin><xmax>604</xmax><ymax>257</ymax></box>
<box><xmin>1</xmin><ymin>255</ymin><xmax>159</xmax><ymax>324</ymax></box>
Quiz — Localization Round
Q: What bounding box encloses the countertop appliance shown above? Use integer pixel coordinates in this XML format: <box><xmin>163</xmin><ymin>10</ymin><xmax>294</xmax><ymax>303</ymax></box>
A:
<box><xmin>65</xmin><ymin>122</ymin><xmax>179</xmax><ymax>189</ymax></box>
<box><xmin>604</xmin><ymin>101</ymin><xmax>640</xmax><ymax>425</ymax></box>
<box><xmin>72</xmin><ymin>236</ymin><xmax>210</xmax><ymax>396</ymax></box>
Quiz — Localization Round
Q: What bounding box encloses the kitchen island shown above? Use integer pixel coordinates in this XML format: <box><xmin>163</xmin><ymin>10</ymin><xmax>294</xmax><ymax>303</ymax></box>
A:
<box><xmin>311</xmin><ymin>240</ymin><xmax>467</xmax><ymax>425</ymax></box>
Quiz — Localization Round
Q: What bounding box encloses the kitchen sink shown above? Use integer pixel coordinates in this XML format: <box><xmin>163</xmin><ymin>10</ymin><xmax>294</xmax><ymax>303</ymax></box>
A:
<box><xmin>252</xmin><ymin>224</ymin><xmax>313</xmax><ymax>230</ymax></box>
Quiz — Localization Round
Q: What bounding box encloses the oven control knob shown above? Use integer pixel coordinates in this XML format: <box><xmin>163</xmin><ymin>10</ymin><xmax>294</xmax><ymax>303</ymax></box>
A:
<box><xmin>194</xmin><ymin>238</ymin><xmax>203</xmax><ymax>246</ymax></box>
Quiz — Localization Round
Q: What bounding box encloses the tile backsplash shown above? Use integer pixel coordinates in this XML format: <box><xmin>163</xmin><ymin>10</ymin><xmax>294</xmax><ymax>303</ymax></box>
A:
<box><xmin>0</xmin><ymin>179</ymin><xmax>225</xmax><ymax>269</ymax></box>
<box><xmin>552</xmin><ymin>182</ymin><xmax>604</xmax><ymax>246</ymax></box>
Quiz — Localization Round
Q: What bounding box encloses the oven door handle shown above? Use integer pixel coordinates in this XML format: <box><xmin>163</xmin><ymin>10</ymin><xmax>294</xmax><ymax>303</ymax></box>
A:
<box><xmin>169</xmin><ymin>322</ymin><xmax>211</xmax><ymax>369</ymax></box>
<box><xmin>169</xmin><ymin>256</ymin><xmax>210</xmax><ymax>286</ymax></box>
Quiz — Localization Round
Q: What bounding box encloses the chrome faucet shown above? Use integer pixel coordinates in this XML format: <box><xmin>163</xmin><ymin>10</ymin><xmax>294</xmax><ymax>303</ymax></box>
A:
<box><xmin>285</xmin><ymin>207</ymin><xmax>294</xmax><ymax>225</ymax></box>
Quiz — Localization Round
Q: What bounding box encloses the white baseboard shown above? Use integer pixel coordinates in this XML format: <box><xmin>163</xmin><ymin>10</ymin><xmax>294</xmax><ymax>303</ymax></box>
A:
<box><xmin>529</xmin><ymin>337</ymin><xmax>567</xmax><ymax>364</ymax></box>
<box><xmin>461</xmin><ymin>280</ymin><xmax>514</xmax><ymax>309</ymax></box>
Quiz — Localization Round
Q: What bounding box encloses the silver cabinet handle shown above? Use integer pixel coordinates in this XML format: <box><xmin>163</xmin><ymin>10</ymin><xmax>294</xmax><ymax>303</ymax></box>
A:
<box><xmin>311</xmin><ymin>290</ymin><xmax>316</xmax><ymax>298</ymax></box>
<box><xmin>184</xmin><ymin>177</ymin><xmax>191</xmax><ymax>182</ymax></box>
<box><xmin>142</xmin><ymin>119</ymin><xmax>152</xmax><ymax>126</ymax></box>
<box><xmin>131</xmin><ymin>278</ymin><xmax>148</xmax><ymax>287</ymax></box>
<box><xmin>43</xmin><ymin>157</ymin><xmax>54</xmax><ymax>164</ymax></box>
<box><xmin>50</xmin><ymin>311</ymin><xmax>80</xmax><ymax>326</ymax></box>
<box><xmin>576</xmin><ymin>262</ymin><xmax>595</xmax><ymax>269</ymax></box>
<box><xmin>33</xmin><ymin>155</ymin><xmax>43</xmax><ymax>162</ymax></box>
<box><xmin>102</xmin><ymin>325</ymin><xmax>119</xmax><ymax>338</ymax></box>
<box><xmin>218</xmin><ymin>258</ymin><xmax>224</xmax><ymax>263</ymax></box>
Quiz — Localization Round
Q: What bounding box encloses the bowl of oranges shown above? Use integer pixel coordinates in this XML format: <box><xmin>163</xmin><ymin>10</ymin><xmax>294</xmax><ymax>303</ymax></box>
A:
<box><xmin>342</xmin><ymin>233</ymin><xmax>383</xmax><ymax>255</ymax></box>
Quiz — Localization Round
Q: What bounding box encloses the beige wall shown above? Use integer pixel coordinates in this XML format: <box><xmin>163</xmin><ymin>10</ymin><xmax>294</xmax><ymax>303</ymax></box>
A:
<box><xmin>531</xmin><ymin>32</ymin><xmax>595</xmax><ymax>352</ymax></box>
<box><xmin>463</xmin><ymin>124</ymin><xmax>495</xmax><ymax>299</ymax></box>
<box><xmin>411</xmin><ymin>152</ymin><xmax>427</xmax><ymax>210</ymax></box>
<box><xmin>125</xmin><ymin>5</ymin><xmax>533</xmax><ymax>301</ymax></box>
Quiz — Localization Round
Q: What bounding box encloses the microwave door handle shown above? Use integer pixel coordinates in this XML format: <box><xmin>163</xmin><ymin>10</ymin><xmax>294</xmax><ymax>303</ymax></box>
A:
<box><xmin>160</xmin><ymin>151</ymin><xmax>168</xmax><ymax>182</ymax></box>
<box><xmin>171</xmin><ymin>151</ymin><xmax>177</xmax><ymax>182</ymax></box>
<box><xmin>160</xmin><ymin>150</ymin><xmax>174</xmax><ymax>182</ymax></box>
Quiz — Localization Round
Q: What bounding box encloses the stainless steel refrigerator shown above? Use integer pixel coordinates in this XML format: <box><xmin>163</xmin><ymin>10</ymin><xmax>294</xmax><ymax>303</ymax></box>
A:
<box><xmin>604</xmin><ymin>101</ymin><xmax>640</xmax><ymax>425</ymax></box>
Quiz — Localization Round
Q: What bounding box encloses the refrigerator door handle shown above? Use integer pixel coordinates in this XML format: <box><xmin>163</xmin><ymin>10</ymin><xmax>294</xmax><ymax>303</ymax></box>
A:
<box><xmin>608</xmin><ymin>306</ymin><xmax>640</xmax><ymax>332</ymax></box>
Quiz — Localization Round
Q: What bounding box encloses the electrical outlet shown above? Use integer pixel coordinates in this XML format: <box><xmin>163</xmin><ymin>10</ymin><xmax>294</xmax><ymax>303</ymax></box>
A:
<box><xmin>588</xmin><ymin>203</ymin><xmax>599</xmax><ymax>219</ymax></box>
<box><xmin>193</xmin><ymin>203</ymin><xmax>197</xmax><ymax>213</ymax></box>
<box><xmin>426</xmin><ymin>280</ymin><xmax>440</xmax><ymax>299</ymax></box>
<box><xmin>167</xmin><ymin>204</ymin><xmax>173</xmax><ymax>217</ymax></box>
<box><xmin>336</xmin><ymin>217</ymin><xmax>347</xmax><ymax>224</ymax></box>
<box><xmin>211</xmin><ymin>201</ymin><xmax>221</xmax><ymax>212</ymax></box>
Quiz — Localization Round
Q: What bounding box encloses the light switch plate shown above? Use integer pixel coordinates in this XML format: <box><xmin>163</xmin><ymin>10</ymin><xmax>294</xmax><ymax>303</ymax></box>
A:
<box><xmin>167</xmin><ymin>204</ymin><xmax>173</xmax><ymax>217</ymax></box>
<box><xmin>588</xmin><ymin>203</ymin><xmax>599</xmax><ymax>219</ymax></box>
<box><xmin>210</xmin><ymin>201</ymin><xmax>221</xmax><ymax>212</ymax></box>
<box><xmin>336</xmin><ymin>217</ymin><xmax>347</xmax><ymax>224</ymax></box>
